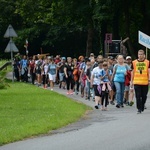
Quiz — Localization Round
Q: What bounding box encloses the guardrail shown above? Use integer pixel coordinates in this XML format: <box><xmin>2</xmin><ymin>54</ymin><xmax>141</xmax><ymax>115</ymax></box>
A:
<box><xmin>0</xmin><ymin>62</ymin><xmax>11</xmax><ymax>71</ymax></box>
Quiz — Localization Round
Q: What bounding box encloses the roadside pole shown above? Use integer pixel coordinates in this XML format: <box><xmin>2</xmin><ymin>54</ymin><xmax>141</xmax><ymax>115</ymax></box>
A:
<box><xmin>4</xmin><ymin>25</ymin><xmax>18</xmax><ymax>82</ymax></box>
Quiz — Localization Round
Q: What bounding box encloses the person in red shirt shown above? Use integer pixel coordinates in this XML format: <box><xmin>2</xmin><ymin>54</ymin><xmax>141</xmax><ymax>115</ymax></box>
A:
<box><xmin>54</xmin><ymin>55</ymin><xmax>61</xmax><ymax>64</ymax></box>
<box><xmin>124</xmin><ymin>56</ymin><xmax>134</xmax><ymax>106</ymax></box>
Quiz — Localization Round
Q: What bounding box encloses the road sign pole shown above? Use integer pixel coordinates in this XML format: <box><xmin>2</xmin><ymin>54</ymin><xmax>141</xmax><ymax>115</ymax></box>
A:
<box><xmin>4</xmin><ymin>25</ymin><xmax>18</xmax><ymax>82</ymax></box>
<box><xmin>10</xmin><ymin>38</ymin><xmax>14</xmax><ymax>82</ymax></box>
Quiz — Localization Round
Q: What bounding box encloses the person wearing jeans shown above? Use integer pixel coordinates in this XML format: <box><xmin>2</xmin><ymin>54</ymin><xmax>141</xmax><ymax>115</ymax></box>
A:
<box><xmin>112</xmin><ymin>55</ymin><xmax>129</xmax><ymax>108</ymax></box>
<box><xmin>114</xmin><ymin>82</ymin><xmax>125</xmax><ymax>107</ymax></box>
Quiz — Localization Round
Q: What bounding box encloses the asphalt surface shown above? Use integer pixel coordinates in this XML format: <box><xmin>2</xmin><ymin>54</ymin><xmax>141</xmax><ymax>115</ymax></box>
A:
<box><xmin>1</xmin><ymin>72</ymin><xmax>150</xmax><ymax>150</ymax></box>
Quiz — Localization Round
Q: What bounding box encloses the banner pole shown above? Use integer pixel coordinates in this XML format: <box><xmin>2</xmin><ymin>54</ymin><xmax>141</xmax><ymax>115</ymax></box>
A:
<box><xmin>146</xmin><ymin>47</ymin><xmax>148</xmax><ymax>59</ymax></box>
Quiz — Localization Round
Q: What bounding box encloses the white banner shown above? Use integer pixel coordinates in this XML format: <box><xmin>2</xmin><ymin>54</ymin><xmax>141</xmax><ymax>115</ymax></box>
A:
<box><xmin>138</xmin><ymin>31</ymin><xmax>150</xmax><ymax>49</ymax></box>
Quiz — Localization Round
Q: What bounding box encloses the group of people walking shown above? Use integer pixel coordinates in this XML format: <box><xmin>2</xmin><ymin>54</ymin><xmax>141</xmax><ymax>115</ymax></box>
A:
<box><xmin>13</xmin><ymin>49</ymin><xmax>150</xmax><ymax>114</ymax></box>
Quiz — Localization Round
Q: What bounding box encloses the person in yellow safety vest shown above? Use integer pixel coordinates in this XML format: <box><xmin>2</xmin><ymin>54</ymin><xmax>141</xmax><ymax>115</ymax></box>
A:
<box><xmin>130</xmin><ymin>49</ymin><xmax>150</xmax><ymax>114</ymax></box>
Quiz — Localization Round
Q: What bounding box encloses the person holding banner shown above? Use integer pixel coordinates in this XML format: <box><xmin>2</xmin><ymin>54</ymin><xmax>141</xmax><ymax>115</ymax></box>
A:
<box><xmin>130</xmin><ymin>49</ymin><xmax>150</xmax><ymax>114</ymax></box>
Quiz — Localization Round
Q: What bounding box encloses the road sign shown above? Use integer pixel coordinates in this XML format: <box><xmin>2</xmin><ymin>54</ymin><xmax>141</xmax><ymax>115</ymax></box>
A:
<box><xmin>4</xmin><ymin>25</ymin><xmax>18</xmax><ymax>82</ymax></box>
<box><xmin>138</xmin><ymin>31</ymin><xmax>150</xmax><ymax>49</ymax></box>
<box><xmin>105</xmin><ymin>33</ymin><xmax>112</xmax><ymax>43</ymax></box>
<box><xmin>5</xmin><ymin>39</ymin><xmax>18</xmax><ymax>53</ymax></box>
<box><xmin>4</xmin><ymin>24</ymin><xmax>18</xmax><ymax>38</ymax></box>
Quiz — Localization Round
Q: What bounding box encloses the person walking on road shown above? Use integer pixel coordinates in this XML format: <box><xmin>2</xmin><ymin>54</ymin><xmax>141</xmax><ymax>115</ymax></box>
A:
<box><xmin>64</xmin><ymin>57</ymin><xmax>75</xmax><ymax>95</ymax></box>
<box><xmin>48</xmin><ymin>57</ymin><xmax>57</xmax><ymax>91</ymax></box>
<box><xmin>112</xmin><ymin>55</ymin><xmax>129</xmax><ymax>108</ymax></box>
<box><xmin>91</xmin><ymin>61</ymin><xmax>103</xmax><ymax>109</ymax></box>
<box><xmin>130</xmin><ymin>49</ymin><xmax>150</xmax><ymax>114</ymax></box>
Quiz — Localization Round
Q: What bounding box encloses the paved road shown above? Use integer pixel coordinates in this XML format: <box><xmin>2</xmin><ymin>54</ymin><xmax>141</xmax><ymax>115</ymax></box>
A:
<box><xmin>1</xmin><ymin>73</ymin><xmax>150</xmax><ymax>150</ymax></box>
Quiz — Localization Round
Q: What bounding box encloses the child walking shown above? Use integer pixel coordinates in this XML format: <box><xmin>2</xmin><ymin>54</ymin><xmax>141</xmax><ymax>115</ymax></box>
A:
<box><xmin>100</xmin><ymin>62</ymin><xmax>112</xmax><ymax>110</ymax></box>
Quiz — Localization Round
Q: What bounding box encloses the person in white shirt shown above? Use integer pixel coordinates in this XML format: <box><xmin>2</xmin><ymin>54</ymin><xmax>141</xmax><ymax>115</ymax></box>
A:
<box><xmin>42</xmin><ymin>58</ymin><xmax>49</xmax><ymax>89</ymax></box>
<box><xmin>91</xmin><ymin>61</ymin><xmax>103</xmax><ymax>109</ymax></box>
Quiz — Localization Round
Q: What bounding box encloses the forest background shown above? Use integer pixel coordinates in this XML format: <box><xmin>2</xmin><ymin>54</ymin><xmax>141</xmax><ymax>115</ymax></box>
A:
<box><xmin>0</xmin><ymin>0</ymin><xmax>150</xmax><ymax>59</ymax></box>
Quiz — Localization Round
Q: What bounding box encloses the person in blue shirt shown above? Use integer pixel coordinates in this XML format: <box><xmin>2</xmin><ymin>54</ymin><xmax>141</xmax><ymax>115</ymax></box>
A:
<box><xmin>112</xmin><ymin>55</ymin><xmax>129</xmax><ymax>108</ymax></box>
<box><xmin>20</xmin><ymin>55</ymin><xmax>28</xmax><ymax>82</ymax></box>
<box><xmin>100</xmin><ymin>62</ymin><xmax>112</xmax><ymax>110</ymax></box>
<box><xmin>48</xmin><ymin>58</ymin><xmax>57</xmax><ymax>91</ymax></box>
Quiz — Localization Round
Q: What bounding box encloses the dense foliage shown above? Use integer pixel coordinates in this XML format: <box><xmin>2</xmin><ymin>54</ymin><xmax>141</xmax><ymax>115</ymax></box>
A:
<box><xmin>0</xmin><ymin>0</ymin><xmax>149</xmax><ymax>58</ymax></box>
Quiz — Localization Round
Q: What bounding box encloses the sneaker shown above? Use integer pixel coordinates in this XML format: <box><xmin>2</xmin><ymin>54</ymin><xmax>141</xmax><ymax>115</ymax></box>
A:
<box><xmin>126</xmin><ymin>102</ymin><xmax>130</xmax><ymax>106</ymax></box>
<box><xmin>110</xmin><ymin>101</ymin><xmax>115</xmax><ymax>105</ymax></box>
<box><xmin>121</xmin><ymin>105</ymin><xmax>124</xmax><ymax>108</ymax></box>
<box><xmin>59</xmin><ymin>83</ymin><xmax>61</xmax><ymax>88</ymax></box>
<box><xmin>129</xmin><ymin>101</ymin><xmax>134</xmax><ymax>106</ymax></box>
<box><xmin>116</xmin><ymin>104</ymin><xmax>120</xmax><ymax>108</ymax></box>
<box><xmin>123</xmin><ymin>98</ymin><xmax>127</xmax><ymax>104</ymax></box>
<box><xmin>67</xmin><ymin>92</ymin><xmax>70</xmax><ymax>95</ymax></box>
<box><xmin>51</xmin><ymin>89</ymin><xmax>53</xmax><ymax>91</ymax></box>
<box><xmin>137</xmin><ymin>110</ymin><xmax>142</xmax><ymax>114</ymax></box>
<box><xmin>38</xmin><ymin>84</ymin><xmax>41</xmax><ymax>87</ymax></box>
<box><xmin>95</xmin><ymin>105</ymin><xmax>99</xmax><ymax>109</ymax></box>
<box><xmin>75</xmin><ymin>91</ymin><xmax>78</xmax><ymax>95</ymax></box>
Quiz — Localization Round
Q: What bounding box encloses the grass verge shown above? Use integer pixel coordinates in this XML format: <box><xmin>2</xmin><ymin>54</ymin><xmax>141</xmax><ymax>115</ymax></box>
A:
<box><xmin>0</xmin><ymin>82</ymin><xmax>91</xmax><ymax>145</ymax></box>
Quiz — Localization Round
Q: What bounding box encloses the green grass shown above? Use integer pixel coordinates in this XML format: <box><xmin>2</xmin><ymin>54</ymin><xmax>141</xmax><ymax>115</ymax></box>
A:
<box><xmin>0</xmin><ymin>82</ymin><xmax>91</xmax><ymax>145</ymax></box>
<box><xmin>0</xmin><ymin>59</ymin><xmax>10</xmax><ymax>67</ymax></box>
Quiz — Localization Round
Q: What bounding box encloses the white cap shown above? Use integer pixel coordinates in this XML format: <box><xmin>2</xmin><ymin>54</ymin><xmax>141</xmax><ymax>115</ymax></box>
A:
<box><xmin>126</xmin><ymin>56</ymin><xmax>131</xmax><ymax>60</ymax></box>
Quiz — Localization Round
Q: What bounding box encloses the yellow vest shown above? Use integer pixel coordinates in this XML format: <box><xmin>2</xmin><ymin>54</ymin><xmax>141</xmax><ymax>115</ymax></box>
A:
<box><xmin>133</xmin><ymin>59</ymin><xmax>149</xmax><ymax>85</ymax></box>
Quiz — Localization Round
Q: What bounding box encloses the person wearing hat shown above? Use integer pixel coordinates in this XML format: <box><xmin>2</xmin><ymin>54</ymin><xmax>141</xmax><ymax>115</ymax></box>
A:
<box><xmin>124</xmin><ymin>56</ymin><xmax>134</xmax><ymax>106</ymax></box>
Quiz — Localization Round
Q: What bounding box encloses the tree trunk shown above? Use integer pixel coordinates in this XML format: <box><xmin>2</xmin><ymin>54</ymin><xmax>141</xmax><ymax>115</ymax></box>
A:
<box><xmin>86</xmin><ymin>28</ymin><xmax>94</xmax><ymax>57</ymax></box>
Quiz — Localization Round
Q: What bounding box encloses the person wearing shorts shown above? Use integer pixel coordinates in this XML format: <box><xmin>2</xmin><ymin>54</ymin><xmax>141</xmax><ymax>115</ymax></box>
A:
<box><xmin>48</xmin><ymin>58</ymin><xmax>57</xmax><ymax>91</ymax></box>
<box><xmin>91</xmin><ymin>61</ymin><xmax>103</xmax><ymax>109</ymax></box>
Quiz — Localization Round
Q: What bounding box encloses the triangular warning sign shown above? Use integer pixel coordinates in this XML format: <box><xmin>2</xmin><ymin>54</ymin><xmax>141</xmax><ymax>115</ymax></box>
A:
<box><xmin>4</xmin><ymin>24</ymin><xmax>18</xmax><ymax>38</ymax></box>
<box><xmin>5</xmin><ymin>39</ymin><xmax>19</xmax><ymax>53</ymax></box>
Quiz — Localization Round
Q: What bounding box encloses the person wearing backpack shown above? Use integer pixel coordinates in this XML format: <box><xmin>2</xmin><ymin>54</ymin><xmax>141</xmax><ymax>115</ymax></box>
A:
<box><xmin>91</xmin><ymin>61</ymin><xmax>103</xmax><ymax>109</ymax></box>
<box><xmin>111</xmin><ymin>55</ymin><xmax>129</xmax><ymax>108</ymax></box>
<box><xmin>100</xmin><ymin>61</ymin><xmax>112</xmax><ymax>110</ymax></box>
